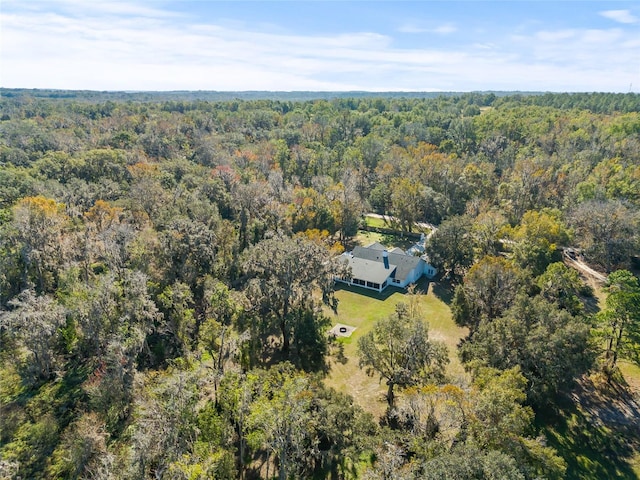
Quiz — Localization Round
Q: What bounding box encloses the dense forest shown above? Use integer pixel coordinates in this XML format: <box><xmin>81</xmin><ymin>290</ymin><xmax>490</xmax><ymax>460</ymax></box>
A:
<box><xmin>0</xmin><ymin>90</ymin><xmax>639</xmax><ymax>479</ymax></box>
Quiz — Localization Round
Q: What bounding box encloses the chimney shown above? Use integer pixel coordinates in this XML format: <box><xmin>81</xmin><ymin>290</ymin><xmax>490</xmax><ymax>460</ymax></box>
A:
<box><xmin>383</xmin><ymin>250</ymin><xmax>389</xmax><ymax>269</ymax></box>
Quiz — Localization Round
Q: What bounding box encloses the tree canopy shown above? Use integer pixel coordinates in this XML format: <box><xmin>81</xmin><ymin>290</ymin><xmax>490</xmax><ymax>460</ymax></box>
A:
<box><xmin>0</xmin><ymin>90</ymin><xmax>638</xmax><ymax>479</ymax></box>
<box><xmin>358</xmin><ymin>304</ymin><xmax>449</xmax><ymax>410</ymax></box>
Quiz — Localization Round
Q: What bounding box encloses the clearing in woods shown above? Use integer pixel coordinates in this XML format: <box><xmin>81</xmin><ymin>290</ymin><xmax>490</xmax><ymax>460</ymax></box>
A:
<box><xmin>324</xmin><ymin>279</ymin><xmax>467</xmax><ymax>418</ymax></box>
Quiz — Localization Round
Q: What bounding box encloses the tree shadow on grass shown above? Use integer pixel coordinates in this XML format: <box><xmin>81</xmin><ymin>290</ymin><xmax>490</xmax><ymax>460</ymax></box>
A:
<box><xmin>429</xmin><ymin>279</ymin><xmax>455</xmax><ymax>305</ymax></box>
<box><xmin>538</xmin><ymin>378</ymin><xmax>640</xmax><ymax>480</ymax></box>
<box><xmin>334</xmin><ymin>283</ymin><xmax>405</xmax><ymax>302</ymax></box>
<box><xmin>348</xmin><ymin>230</ymin><xmax>421</xmax><ymax>251</ymax></box>
<box><xmin>328</xmin><ymin>339</ymin><xmax>348</xmax><ymax>365</ymax></box>
<box><xmin>334</xmin><ymin>278</ymin><xmax>457</xmax><ymax>306</ymax></box>
<box><xmin>377</xmin><ymin>233</ymin><xmax>419</xmax><ymax>251</ymax></box>
<box><xmin>256</xmin><ymin>327</ymin><xmax>331</xmax><ymax>375</ymax></box>
<box><xmin>581</xmin><ymin>293</ymin><xmax>601</xmax><ymax>316</ymax></box>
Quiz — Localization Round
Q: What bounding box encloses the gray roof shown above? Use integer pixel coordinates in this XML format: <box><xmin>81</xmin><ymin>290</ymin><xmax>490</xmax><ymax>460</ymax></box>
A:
<box><xmin>344</xmin><ymin>256</ymin><xmax>396</xmax><ymax>284</ymax></box>
<box><xmin>352</xmin><ymin>245</ymin><xmax>423</xmax><ymax>282</ymax></box>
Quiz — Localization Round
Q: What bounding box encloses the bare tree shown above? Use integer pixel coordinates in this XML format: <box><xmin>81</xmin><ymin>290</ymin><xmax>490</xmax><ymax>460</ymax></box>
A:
<box><xmin>1</xmin><ymin>289</ymin><xmax>66</xmax><ymax>380</ymax></box>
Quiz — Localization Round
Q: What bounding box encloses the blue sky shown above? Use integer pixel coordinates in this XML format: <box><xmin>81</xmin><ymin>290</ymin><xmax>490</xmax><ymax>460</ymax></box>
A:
<box><xmin>2</xmin><ymin>1</ymin><xmax>639</xmax><ymax>92</ymax></box>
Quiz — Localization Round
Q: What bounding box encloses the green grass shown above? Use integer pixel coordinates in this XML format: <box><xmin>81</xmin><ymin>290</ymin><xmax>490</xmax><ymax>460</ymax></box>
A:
<box><xmin>620</xmin><ymin>360</ymin><xmax>640</xmax><ymax>478</ymax></box>
<box><xmin>539</xmin><ymin>395</ymin><xmax>640</xmax><ymax>480</ymax></box>
<box><xmin>324</xmin><ymin>279</ymin><xmax>467</xmax><ymax>418</ymax></box>
<box><xmin>619</xmin><ymin>360</ymin><xmax>640</xmax><ymax>393</ymax></box>
<box><xmin>363</xmin><ymin>215</ymin><xmax>432</xmax><ymax>236</ymax></box>
<box><xmin>363</xmin><ymin>216</ymin><xmax>388</xmax><ymax>229</ymax></box>
<box><xmin>355</xmin><ymin>231</ymin><xmax>418</xmax><ymax>252</ymax></box>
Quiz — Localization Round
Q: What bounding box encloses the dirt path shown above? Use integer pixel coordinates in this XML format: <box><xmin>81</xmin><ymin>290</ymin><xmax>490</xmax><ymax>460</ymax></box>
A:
<box><xmin>564</xmin><ymin>255</ymin><xmax>607</xmax><ymax>283</ymax></box>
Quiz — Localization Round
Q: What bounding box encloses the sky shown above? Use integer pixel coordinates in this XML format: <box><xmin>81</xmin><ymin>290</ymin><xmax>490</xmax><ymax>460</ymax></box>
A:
<box><xmin>1</xmin><ymin>1</ymin><xmax>639</xmax><ymax>92</ymax></box>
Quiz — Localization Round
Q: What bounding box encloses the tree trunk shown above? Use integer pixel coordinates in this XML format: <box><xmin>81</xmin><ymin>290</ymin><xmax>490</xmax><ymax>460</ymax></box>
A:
<box><xmin>239</xmin><ymin>398</ymin><xmax>245</xmax><ymax>480</ymax></box>
<box><xmin>386</xmin><ymin>382</ymin><xmax>395</xmax><ymax>409</ymax></box>
<box><xmin>606</xmin><ymin>331</ymin><xmax>615</xmax><ymax>366</ymax></box>
<box><xmin>280</xmin><ymin>300</ymin><xmax>290</xmax><ymax>353</ymax></box>
<box><xmin>279</xmin><ymin>449</ymin><xmax>287</xmax><ymax>480</ymax></box>
<box><xmin>611</xmin><ymin>320</ymin><xmax>626</xmax><ymax>370</ymax></box>
<box><xmin>281</xmin><ymin>318</ymin><xmax>290</xmax><ymax>354</ymax></box>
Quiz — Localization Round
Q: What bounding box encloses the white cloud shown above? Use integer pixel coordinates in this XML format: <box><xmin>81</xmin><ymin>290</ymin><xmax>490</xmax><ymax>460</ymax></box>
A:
<box><xmin>535</xmin><ymin>30</ymin><xmax>576</xmax><ymax>42</ymax></box>
<box><xmin>472</xmin><ymin>43</ymin><xmax>496</xmax><ymax>50</ymax></box>
<box><xmin>397</xmin><ymin>23</ymin><xmax>457</xmax><ymax>34</ymax></box>
<box><xmin>433</xmin><ymin>23</ymin><xmax>457</xmax><ymax>35</ymax></box>
<box><xmin>0</xmin><ymin>2</ymin><xmax>638</xmax><ymax>92</ymax></box>
<box><xmin>599</xmin><ymin>9</ymin><xmax>638</xmax><ymax>24</ymax></box>
<box><xmin>521</xmin><ymin>27</ymin><xmax>631</xmax><ymax>67</ymax></box>
<box><xmin>397</xmin><ymin>24</ymin><xmax>427</xmax><ymax>34</ymax></box>
<box><xmin>41</xmin><ymin>0</ymin><xmax>181</xmax><ymax>19</ymax></box>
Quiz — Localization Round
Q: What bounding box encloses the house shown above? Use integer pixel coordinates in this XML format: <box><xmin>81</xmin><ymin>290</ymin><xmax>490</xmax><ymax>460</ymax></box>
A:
<box><xmin>336</xmin><ymin>242</ymin><xmax>437</xmax><ymax>293</ymax></box>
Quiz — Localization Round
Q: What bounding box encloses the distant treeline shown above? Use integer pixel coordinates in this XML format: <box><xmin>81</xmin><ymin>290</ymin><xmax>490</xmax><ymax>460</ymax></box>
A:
<box><xmin>0</xmin><ymin>87</ymin><xmax>527</xmax><ymax>102</ymax></box>
<box><xmin>2</xmin><ymin>88</ymin><xmax>639</xmax><ymax>114</ymax></box>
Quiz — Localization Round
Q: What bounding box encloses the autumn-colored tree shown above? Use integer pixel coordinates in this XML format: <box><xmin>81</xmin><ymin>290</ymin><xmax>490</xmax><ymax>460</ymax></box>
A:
<box><xmin>13</xmin><ymin>196</ymin><xmax>71</xmax><ymax>292</ymax></box>
<box><xmin>390</xmin><ymin>177</ymin><xmax>424</xmax><ymax>233</ymax></box>
<box><xmin>537</xmin><ymin>262</ymin><xmax>586</xmax><ymax>315</ymax></box>
<box><xmin>327</xmin><ymin>172</ymin><xmax>366</xmax><ymax>243</ymax></box>
<box><xmin>507</xmin><ymin>208</ymin><xmax>570</xmax><ymax>275</ymax></box>
<box><xmin>287</xmin><ymin>187</ymin><xmax>334</xmax><ymax>233</ymax></box>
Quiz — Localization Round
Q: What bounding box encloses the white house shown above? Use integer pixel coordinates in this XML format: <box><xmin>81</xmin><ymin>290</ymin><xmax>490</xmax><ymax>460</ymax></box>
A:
<box><xmin>336</xmin><ymin>242</ymin><xmax>437</xmax><ymax>293</ymax></box>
